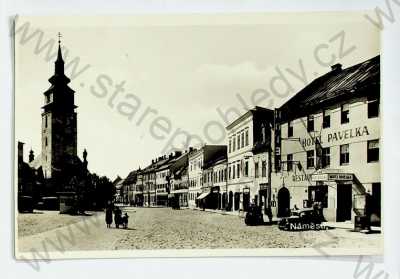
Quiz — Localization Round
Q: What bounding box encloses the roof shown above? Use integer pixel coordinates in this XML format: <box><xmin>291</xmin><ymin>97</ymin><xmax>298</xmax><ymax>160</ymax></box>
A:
<box><xmin>226</xmin><ymin>106</ymin><xmax>274</xmax><ymax>130</ymax></box>
<box><xmin>279</xmin><ymin>55</ymin><xmax>380</xmax><ymax>122</ymax></box>
<box><xmin>123</xmin><ymin>170</ymin><xmax>137</xmax><ymax>185</ymax></box>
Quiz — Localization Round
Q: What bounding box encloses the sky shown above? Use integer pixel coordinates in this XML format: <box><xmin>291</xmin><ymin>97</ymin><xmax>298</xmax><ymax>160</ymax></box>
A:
<box><xmin>15</xmin><ymin>12</ymin><xmax>380</xmax><ymax>179</ymax></box>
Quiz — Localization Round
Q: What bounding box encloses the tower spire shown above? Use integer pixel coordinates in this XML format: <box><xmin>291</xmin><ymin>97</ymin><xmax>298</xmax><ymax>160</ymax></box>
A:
<box><xmin>53</xmin><ymin>32</ymin><xmax>66</xmax><ymax>79</ymax></box>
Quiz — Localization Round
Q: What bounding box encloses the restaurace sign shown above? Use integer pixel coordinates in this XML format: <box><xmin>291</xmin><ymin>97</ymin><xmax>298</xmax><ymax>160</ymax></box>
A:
<box><xmin>300</xmin><ymin>125</ymin><xmax>370</xmax><ymax>148</ymax></box>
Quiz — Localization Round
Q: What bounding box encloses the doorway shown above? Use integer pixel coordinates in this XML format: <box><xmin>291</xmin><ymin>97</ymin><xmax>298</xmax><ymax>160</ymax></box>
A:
<box><xmin>371</xmin><ymin>183</ymin><xmax>381</xmax><ymax>226</ymax></box>
<box><xmin>336</xmin><ymin>183</ymin><xmax>352</xmax><ymax>222</ymax></box>
<box><xmin>277</xmin><ymin>187</ymin><xmax>290</xmax><ymax>217</ymax></box>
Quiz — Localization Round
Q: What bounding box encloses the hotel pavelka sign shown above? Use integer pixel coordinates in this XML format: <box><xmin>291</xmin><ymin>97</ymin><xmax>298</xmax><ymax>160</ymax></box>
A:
<box><xmin>311</xmin><ymin>173</ymin><xmax>353</xmax><ymax>182</ymax></box>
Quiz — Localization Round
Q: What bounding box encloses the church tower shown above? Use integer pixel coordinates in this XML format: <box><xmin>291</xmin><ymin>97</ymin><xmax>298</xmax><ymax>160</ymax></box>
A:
<box><xmin>41</xmin><ymin>34</ymin><xmax>77</xmax><ymax>179</ymax></box>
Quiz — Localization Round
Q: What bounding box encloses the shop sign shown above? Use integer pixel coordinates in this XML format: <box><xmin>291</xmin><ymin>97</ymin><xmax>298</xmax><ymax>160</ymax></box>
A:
<box><xmin>327</xmin><ymin>173</ymin><xmax>353</xmax><ymax>181</ymax></box>
<box><xmin>311</xmin><ymin>173</ymin><xmax>328</xmax><ymax>181</ymax></box>
<box><xmin>301</xmin><ymin>125</ymin><xmax>370</xmax><ymax>148</ymax></box>
<box><xmin>292</xmin><ymin>174</ymin><xmax>312</xmax><ymax>182</ymax></box>
<box><xmin>311</xmin><ymin>173</ymin><xmax>353</xmax><ymax>181</ymax></box>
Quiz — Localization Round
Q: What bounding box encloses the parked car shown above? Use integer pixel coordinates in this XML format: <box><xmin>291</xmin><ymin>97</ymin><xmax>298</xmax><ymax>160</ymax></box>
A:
<box><xmin>278</xmin><ymin>209</ymin><xmax>325</xmax><ymax>231</ymax></box>
<box><xmin>245</xmin><ymin>204</ymin><xmax>264</xmax><ymax>226</ymax></box>
<box><xmin>18</xmin><ymin>195</ymin><xmax>34</xmax><ymax>213</ymax></box>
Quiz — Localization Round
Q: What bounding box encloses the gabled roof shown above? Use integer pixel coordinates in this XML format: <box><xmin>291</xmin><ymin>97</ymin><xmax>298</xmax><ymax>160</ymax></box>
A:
<box><xmin>123</xmin><ymin>170</ymin><xmax>137</xmax><ymax>185</ymax></box>
<box><xmin>279</xmin><ymin>55</ymin><xmax>380</xmax><ymax>122</ymax></box>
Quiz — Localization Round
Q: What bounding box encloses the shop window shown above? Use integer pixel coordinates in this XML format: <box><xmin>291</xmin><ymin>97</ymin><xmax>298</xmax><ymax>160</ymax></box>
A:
<box><xmin>367</xmin><ymin>139</ymin><xmax>379</xmax><ymax>162</ymax></box>
<box><xmin>323</xmin><ymin>109</ymin><xmax>330</xmax><ymax>128</ymax></box>
<box><xmin>340</xmin><ymin>144</ymin><xmax>349</xmax><ymax>165</ymax></box>
<box><xmin>287</xmin><ymin>154</ymin><xmax>293</xmax><ymax>172</ymax></box>
<box><xmin>288</xmin><ymin>121</ymin><xmax>293</xmax><ymax>137</ymax></box>
<box><xmin>322</xmin><ymin>147</ymin><xmax>330</xmax><ymax>168</ymax></box>
<box><xmin>254</xmin><ymin>162</ymin><xmax>259</xmax><ymax>178</ymax></box>
<box><xmin>308</xmin><ymin>185</ymin><xmax>328</xmax><ymax>208</ymax></box>
<box><xmin>341</xmin><ymin>103</ymin><xmax>350</xmax><ymax>124</ymax></box>
<box><xmin>307</xmin><ymin>115</ymin><xmax>314</xmax><ymax>132</ymax></box>
<box><xmin>261</xmin><ymin>160</ymin><xmax>267</xmax><ymax>177</ymax></box>
<box><xmin>307</xmin><ymin>150</ymin><xmax>314</xmax><ymax>169</ymax></box>
<box><xmin>368</xmin><ymin>97</ymin><xmax>379</xmax><ymax>118</ymax></box>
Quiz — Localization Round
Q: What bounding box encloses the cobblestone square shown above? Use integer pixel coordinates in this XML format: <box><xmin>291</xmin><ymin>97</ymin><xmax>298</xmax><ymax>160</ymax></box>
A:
<box><xmin>18</xmin><ymin>207</ymin><xmax>382</xmax><ymax>253</ymax></box>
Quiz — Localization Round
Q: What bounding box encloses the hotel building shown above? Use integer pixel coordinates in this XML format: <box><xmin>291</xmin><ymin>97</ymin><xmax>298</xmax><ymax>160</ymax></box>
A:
<box><xmin>272</xmin><ymin>56</ymin><xmax>380</xmax><ymax>224</ymax></box>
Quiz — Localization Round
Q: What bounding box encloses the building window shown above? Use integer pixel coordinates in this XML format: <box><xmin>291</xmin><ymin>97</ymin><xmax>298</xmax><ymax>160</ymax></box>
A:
<box><xmin>244</xmin><ymin>161</ymin><xmax>249</xmax><ymax>177</ymax></box>
<box><xmin>241</xmin><ymin>133</ymin><xmax>244</xmax><ymax>148</ymax></box>
<box><xmin>237</xmin><ymin>163</ymin><xmax>240</xmax><ymax>178</ymax></box>
<box><xmin>237</xmin><ymin>135</ymin><xmax>241</xmax><ymax>150</ymax></box>
<box><xmin>368</xmin><ymin>97</ymin><xmax>379</xmax><ymax>118</ymax></box>
<box><xmin>229</xmin><ymin>166</ymin><xmax>231</xmax><ymax>179</ymax></box>
<box><xmin>322</xmin><ymin>147</ymin><xmax>330</xmax><ymax>168</ymax></box>
<box><xmin>261</xmin><ymin>161</ymin><xmax>267</xmax><ymax>177</ymax></box>
<box><xmin>287</xmin><ymin>154</ymin><xmax>293</xmax><ymax>172</ymax></box>
<box><xmin>340</xmin><ymin>144</ymin><xmax>349</xmax><ymax>165</ymax></box>
<box><xmin>288</xmin><ymin>121</ymin><xmax>293</xmax><ymax>137</ymax></box>
<box><xmin>367</xmin><ymin>139</ymin><xmax>379</xmax><ymax>162</ymax></box>
<box><xmin>229</xmin><ymin>139</ymin><xmax>231</xmax><ymax>153</ymax></box>
<box><xmin>232</xmin><ymin>165</ymin><xmax>235</xmax><ymax>179</ymax></box>
<box><xmin>341</xmin><ymin>103</ymin><xmax>350</xmax><ymax>124</ymax></box>
<box><xmin>45</xmin><ymin>137</ymin><xmax>48</xmax><ymax>146</ymax></box>
<box><xmin>323</xmin><ymin>109</ymin><xmax>330</xmax><ymax>128</ymax></box>
<box><xmin>307</xmin><ymin>115</ymin><xmax>314</xmax><ymax>132</ymax></box>
<box><xmin>233</xmin><ymin>137</ymin><xmax>236</xmax><ymax>151</ymax></box>
<box><xmin>307</xmin><ymin>150</ymin><xmax>314</xmax><ymax>169</ymax></box>
<box><xmin>45</xmin><ymin>115</ymin><xmax>48</xmax><ymax>128</ymax></box>
<box><xmin>259</xmin><ymin>125</ymin><xmax>265</xmax><ymax>144</ymax></box>
<box><xmin>245</xmin><ymin>130</ymin><xmax>249</xmax><ymax>146</ymax></box>
<box><xmin>254</xmin><ymin>162</ymin><xmax>259</xmax><ymax>178</ymax></box>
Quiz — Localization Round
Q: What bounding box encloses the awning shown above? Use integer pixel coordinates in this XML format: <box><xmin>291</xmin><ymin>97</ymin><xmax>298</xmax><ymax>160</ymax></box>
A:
<box><xmin>196</xmin><ymin>192</ymin><xmax>210</xmax><ymax>200</ymax></box>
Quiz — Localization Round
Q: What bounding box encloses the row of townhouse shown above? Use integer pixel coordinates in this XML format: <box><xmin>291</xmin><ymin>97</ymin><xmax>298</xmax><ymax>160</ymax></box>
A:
<box><xmin>121</xmin><ymin>55</ymin><xmax>380</xmax><ymax>225</ymax></box>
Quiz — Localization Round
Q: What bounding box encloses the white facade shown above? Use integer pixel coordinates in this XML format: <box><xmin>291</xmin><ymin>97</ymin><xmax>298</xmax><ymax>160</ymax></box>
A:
<box><xmin>188</xmin><ymin>150</ymin><xmax>203</xmax><ymax>207</ymax></box>
<box><xmin>272</xmin><ymin>95</ymin><xmax>380</xmax><ymax>222</ymax></box>
<box><xmin>227</xmin><ymin>113</ymin><xmax>254</xmax><ymax>211</ymax></box>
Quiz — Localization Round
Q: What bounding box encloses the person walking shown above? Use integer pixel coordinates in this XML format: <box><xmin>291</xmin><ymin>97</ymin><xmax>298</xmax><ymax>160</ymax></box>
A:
<box><xmin>105</xmin><ymin>205</ymin><xmax>113</xmax><ymax>228</ymax></box>
<box><xmin>114</xmin><ymin>206</ymin><xmax>122</xmax><ymax>228</ymax></box>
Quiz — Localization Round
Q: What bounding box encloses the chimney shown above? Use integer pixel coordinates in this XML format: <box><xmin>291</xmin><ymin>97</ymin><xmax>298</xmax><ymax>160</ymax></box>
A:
<box><xmin>331</xmin><ymin>63</ymin><xmax>342</xmax><ymax>72</ymax></box>
<box><xmin>175</xmin><ymin>151</ymin><xmax>182</xmax><ymax>157</ymax></box>
<box><xmin>18</xmin><ymin>141</ymin><xmax>24</xmax><ymax>163</ymax></box>
<box><xmin>189</xmin><ymin>147</ymin><xmax>193</xmax><ymax>152</ymax></box>
<box><xmin>152</xmin><ymin>159</ymin><xmax>155</xmax><ymax>164</ymax></box>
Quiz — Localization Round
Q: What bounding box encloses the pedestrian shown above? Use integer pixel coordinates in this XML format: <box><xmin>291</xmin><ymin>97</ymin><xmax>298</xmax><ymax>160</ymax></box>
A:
<box><xmin>114</xmin><ymin>206</ymin><xmax>122</xmax><ymax>228</ymax></box>
<box><xmin>105</xmin><ymin>205</ymin><xmax>113</xmax><ymax>228</ymax></box>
